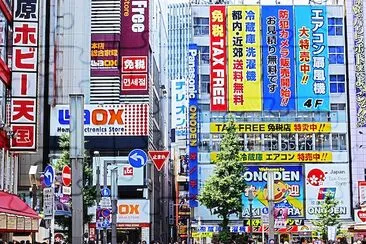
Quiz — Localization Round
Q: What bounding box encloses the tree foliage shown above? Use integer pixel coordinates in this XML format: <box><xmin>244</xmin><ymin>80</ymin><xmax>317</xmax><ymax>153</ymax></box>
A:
<box><xmin>198</xmin><ymin>117</ymin><xmax>246</xmax><ymax>243</ymax></box>
<box><xmin>53</xmin><ymin>134</ymin><xmax>96</xmax><ymax>242</ymax></box>
<box><xmin>312</xmin><ymin>192</ymin><xmax>341</xmax><ymax>241</ymax></box>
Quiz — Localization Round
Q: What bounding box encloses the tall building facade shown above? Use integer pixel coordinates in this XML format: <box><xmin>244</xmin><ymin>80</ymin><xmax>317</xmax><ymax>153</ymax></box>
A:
<box><xmin>169</xmin><ymin>2</ymin><xmax>351</xmax><ymax>242</ymax></box>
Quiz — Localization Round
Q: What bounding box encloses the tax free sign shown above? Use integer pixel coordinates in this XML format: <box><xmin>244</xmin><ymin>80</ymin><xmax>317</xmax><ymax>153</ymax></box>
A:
<box><xmin>50</xmin><ymin>104</ymin><xmax>149</xmax><ymax>136</ymax></box>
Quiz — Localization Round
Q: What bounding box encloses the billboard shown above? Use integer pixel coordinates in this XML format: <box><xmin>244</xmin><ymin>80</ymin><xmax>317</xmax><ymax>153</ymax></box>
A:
<box><xmin>228</xmin><ymin>6</ymin><xmax>262</xmax><ymax>111</ymax></box>
<box><xmin>188</xmin><ymin>44</ymin><xmax>198</xmax><ymax>207</ymax></box>
<box><xmin>295</xmin><ymin>6</ymin><xmax>329</xmax><ymax>111</ymax></box>
<box><xmin>209</xmin><ymin>5</ymin><xmax>227</xmax><ymax>111</ymax></box>
<box><xmin>117</xmin><ymin>199</ymin><xmax>150</xmax><ymax>223</ymax></box>
<box><xmin>242</xmin><ymin>166</ymin><xmax>304</xmax><ymax>218</ymax></box>
<box><xmin>171</xmin><ymin>79</ymin><xmax>188</xmax><ymax>143</ymax></box>
<box><xmin>305</xmin><ymin>164</ymin><xmax>351</xmax><ymax>219</ymax></box>
<box><xmin>211</xmin><ymin>151</ymin><xmax>332</xmax><ymax>163</ymax></box>
<box><xmin>10</xmin><ymin>0</ymin><xmax>40</xmax><ymax>151</ymax></box>
<box><xmin>210</xmin><ymin>122</ymin><xmax>331</xmax><ymax>133</ymax></box>
<box><xmin>92</xmin><ymin>157</ymin><xmax>144</xmax><ymax>186</ymax></box>
<box><xmin>120</xmin><ymin>0</ymin><xmax>149</xmax><ymax>95</ymax></box>
<box><xmin>50</xmin><ymin>104</ymin><xmax>149</xmax><ymax>136</ymax></box>
<box><xmin>91</xmin><ymin>34</ymin><xmax>119</xmax><ymax>77</ymax></box>
<box><xmin>262</xmin><ymin>6</ymin><xmax>296</xmax><ymax>111</ymax></box>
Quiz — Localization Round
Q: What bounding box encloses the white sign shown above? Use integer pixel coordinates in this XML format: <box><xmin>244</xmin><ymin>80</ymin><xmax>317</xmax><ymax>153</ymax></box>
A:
<box><xmin>93</xmin><ymin>157</ymin><xmax>144</xmax><ymax>186</ymax></box>
<box><xmin>43</xmin><ymin>188</ymin><xmax>54</xmax><ymax>219</ymax></box>
<box><xmin>117</xmin><ymin>199</ymin><xmax>150</xmax><ymax>223</ymax></box>
<box><xmin>359</xmin><ymin>181</ymin><xmax>366</xmax><ymax>205</ymax></box>
<box><xmin>305</xmin><ymin>164</ymin><xmax>351</xmax><ymax>219</ymax></box>
<box><xmin>50</xmin><ymin>104</ymin><xmax>149</xmax><ymax>136</ymax></box>
<box><xmin>171</xmin><ymin>79</ymin><xmax>188</xmax><ymax>144</ymax></box>
<box><xmin>62</xmin><ymin>186</ymin><xmax>71</xmax><ymax>195</ymax></box>
<box><xmin>141</xmin><ymin>227</ymin><xmax>150</xmax><ymax>243</ymax></box>
<box><xmin>100</xmin><ymin>197</ymin><xmax>112</xmax><ymax>209</ymax></box>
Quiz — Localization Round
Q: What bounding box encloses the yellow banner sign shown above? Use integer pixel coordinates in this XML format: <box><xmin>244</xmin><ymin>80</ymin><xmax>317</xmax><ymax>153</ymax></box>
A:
<box><xmin>210</xmin><ymin>151</ymin><xmax>332</xmax><ymax>163</ymax></box>
<box><xmin>192</xmin><ymin>232</ymin><xmax>214</xmax><ymax>238</ymax></box>
<box><xmin>228</xmin><ymin>6</ymin><xmax>262</xmax><ymax>111</ymax></box>
<box><xmin>210</xmin><ymin>122</ymin><xmax>331</xmax><ymax>133</ymax></box>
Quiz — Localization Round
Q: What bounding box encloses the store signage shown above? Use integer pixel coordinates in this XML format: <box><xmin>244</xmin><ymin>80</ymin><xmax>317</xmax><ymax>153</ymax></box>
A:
<box><xmin>209</xmin><ymin>5</ymin><xmax>227</xmax><ymax>111</ymax></box>
<box><xmin>50</xmin><ymin>104</ymin><xmax>149</xmax><ymax>136</ymax></box>
<box><xmin>210</xmin><ymin>122</ymin><xmax>331</xmax><ymax>133</ymax></box>
<box><xmin>10</xmin><ymin>0</ymin><xmax>40</xmax><ymax>151</ymax></box>
<box><xmin>355</xmin><ymin>209</ymin><xmax>366</xmax><ymax>223</ymax></box>
<box><xmin>305</xmin><ymin>164</ymin><xmax>351</xmax><ymax>219</ymax></box>
<box><xmin>171</xmin><ymin>79</ymin><xmax>188</xmax><ymax>142</ymax></box>
<box><xmin>117</xmin><ymin>199</ymin><xmax>150</xmax><ymax>223</ymax></box>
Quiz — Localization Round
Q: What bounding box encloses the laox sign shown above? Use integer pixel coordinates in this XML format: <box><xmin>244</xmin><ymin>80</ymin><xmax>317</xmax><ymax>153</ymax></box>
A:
<box><xmin>118</xmin><ymin>204</ymin><xmax>139</xmax><ymax>215</ymax></box>
<box><xmin>58</xmin><ymin>108</ymin><xmax>123</xmax><ymax>125</ymax></box>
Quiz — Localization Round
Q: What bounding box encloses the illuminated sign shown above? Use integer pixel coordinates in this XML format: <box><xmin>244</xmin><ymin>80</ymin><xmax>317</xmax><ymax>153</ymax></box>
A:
<box><xmin>117</xmin><ymin>199</ymin><xmax>150</xmax><ymax>223</ymax></box>
<box><xmin>50</xmin><ymin>104</ymin><xmax>149</xmax><ymax>136</ymax></box>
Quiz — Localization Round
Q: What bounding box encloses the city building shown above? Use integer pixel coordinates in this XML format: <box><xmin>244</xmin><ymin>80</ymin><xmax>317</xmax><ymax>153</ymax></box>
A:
<box><xmin>169</xmin><ymin>1</ymin><xmax>351</xmax><ymax>242</ymax></box>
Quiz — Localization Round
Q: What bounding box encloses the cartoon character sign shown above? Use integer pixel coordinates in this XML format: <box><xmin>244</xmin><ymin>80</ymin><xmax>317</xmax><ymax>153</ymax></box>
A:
<box><xmin>242</xmin><ymin>166</ymin><xmax>304</xmax><ymax>218</ymax></box>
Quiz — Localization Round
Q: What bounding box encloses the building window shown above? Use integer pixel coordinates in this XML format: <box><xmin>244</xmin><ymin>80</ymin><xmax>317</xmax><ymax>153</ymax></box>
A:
<box><xmin>193</xmin><ymin>17</ymin><xmax>209</xmax><ymax>36</ymax></box>
<box><xmin>332</xmin><ymin>133</ymin><xmax>347</xmax><ymax>150</ymax></box>
<box><xmin>247</xmin><ymin>134</ymin><xmax>261</xmax><ymax>151</ymax></box>
<box><xmin>281</xmin><ymin>134</ymin><xmax>296</xmax><ymax>151</ymax></box>
<box><xmin>198</xmin><ymin>46</ymin><xmax>209</xmax><ymax>64</ymax></box>
<box><xmin>264</xmin><ymin>134</ymin><xmax>278</xmax><ymax>151</ymax></box>
<box><xmin>315</xmin><ymin>134</ymin><xmax>330</xmax><ymax>150</ymax></box>
<box><xmin>330</xmin><ymin>75</ymin><xmax>345</xmax><ymax>93</ymax></box>
<box><xmin>330</xmin><ymin>103</ymin><xmax>346</xmax><ymax>110</ymax></box>
<box><xmin>328</xmin><ymin>17</ymin><xmax>343</xmax><ymax>36</ymax></box>
<box><xmin>298</xmin><ymin>134</ymin><xmax>313</xmax><ymax>150</ymax></box>
<box><xmin>329</xmin><ymin>46</ymin><xmax>344</xmax><ymax>64</ymax></box>
<box><xmin>200</xmin><ymin>75</ymin><xmax>210</xmax><ymax>94</ymax></box>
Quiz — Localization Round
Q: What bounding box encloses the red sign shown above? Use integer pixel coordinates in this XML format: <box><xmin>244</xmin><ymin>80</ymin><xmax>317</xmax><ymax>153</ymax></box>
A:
<box><xmin>62</xmin><ymin>165</ymin><xmax>71</xmax><ymax>187</ymax></box>
<box><xmin>121</xmin><ymin>74</ymin><xmax>148</xmax><ymax>91</ymax></box>
<box><xmin>121</xmin><ymin>56</ymin><xmax>147</xmax><ymax>73</ymax></box>
<box><xmin>148</xmin><ymin>151</ymin><xmax>170</xmax><ymax>171</ymax></box>
<box><xmin>123</xmin><ymin>166</ymin><xmax>133</xmax><ymax>176</ymax></box>
<box><xmin>210</xmin><ymin>5</ymin><xmax>227</xmax><ymax>111</ymax></box>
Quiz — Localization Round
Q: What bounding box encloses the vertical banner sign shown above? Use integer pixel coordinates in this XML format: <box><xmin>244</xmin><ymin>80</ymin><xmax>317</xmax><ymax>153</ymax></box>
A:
<box><xmin>295</xmin><ymin>6</ymin><xmax>329</xmax><ymax>111</ymax></box>
<box><xmin>171</xmin><ymin>79</ymin><xmax>188</xmax><ymax>143</ymax></box>
<box><xmin>210</xmin><ymin>5</ymin><xmax>227</xmax><ymax>111</ymax></box>
<box><xmin>120</xmin><ymin>0</ymin><xmax>149</xmax><ymax>95</ymax></box>
<box><xmin>228</xmin><ymin>6</ymin><xmax>262</xmax><ymax>111</ymax></box>
<box><xmin>11</xmin><ymin>0</ymin><xmax>40</xmax><ymax>150</ymax></box>
<box><xmin>262</xmin><ymin>6</ymin><xmax>296</xmax><ymax>111</ymax></box>
<box><xmin>188</xmin><ymin>44</ymin><xmax>198</xmax><ymax>208</ymax></box>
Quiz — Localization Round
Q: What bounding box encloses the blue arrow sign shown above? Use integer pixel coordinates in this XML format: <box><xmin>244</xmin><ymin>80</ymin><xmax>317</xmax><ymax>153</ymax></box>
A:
<box><xmin>128</xmin><ymin>149</ymin><xmax>147</xmax><ymax>168</ymax></box>
<box><xmin>43</xmin><ymin>165</ymin><xmax>55</xmax><ymax>187</ymax></box>
<box><xmin>101</xmin><ymin>187</ymin><xmax>111</xmax><ymax>197</ymax></box>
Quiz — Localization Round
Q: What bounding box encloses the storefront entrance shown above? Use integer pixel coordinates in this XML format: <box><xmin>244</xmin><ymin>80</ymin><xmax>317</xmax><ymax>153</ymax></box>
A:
<box><xmin>117</xmin><ymin>228</ymin><xmax>141</xmax><ymax>243</ymax></box>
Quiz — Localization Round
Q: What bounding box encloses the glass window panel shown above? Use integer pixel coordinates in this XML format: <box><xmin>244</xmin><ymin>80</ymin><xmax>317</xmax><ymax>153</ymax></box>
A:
<box><xmin>315</xmin><ymin>134</ymin><xmax>330</xmax><ymax>150</ymax></box>
<box><xmin>328</xmin><ymin>18</ymin><xmax>335</xmax><ymax>25</ymax></box>
<box><xmin>337</xmin><ymin>54</ymin><xmax>344</xmax><ymax>64</ymax></box>
<box><xmin>264</xmin><ymin>134</ymin><xmax>278</xmax><ymax>151</ymax></box>
<box><xmin>329</xmin><ymin>54</ymin><xmax>336</xmax><ymax>64</ymax></box>
<box><xmin>281</xmin><ymin>134</ymin><xmax>296</xmax><ymax>151</ymax></box>
<box><xmin>330</xmin><ymin>83</ymin><xmax>337</xmax><ymax>93</ymax></box>
<box><xmin>298</xmin><ymin>134</ymin><xmax>313</xmax><ymax>150</ymax></box>
<box><xmin>328</xmin><ymin>26</ymin><xmax>335</xmax><ymax>35</ymax></box>
<box><xmin>336</xmin><ymin>18</ymin><xmax>343</xmax><ymax>25</ymax></box>
<box><xmin>336</xmin><ymin>26</ymin><xmax>343</xmax><ymax>35</ymax></box>
<box><xmin>247</xmin><ymin>134</ymin><xmax>262</xmax><ymax>151</ymax></box>
<box><xmin>338</xmin><ymin>83</ymin><xmax>345</xmax><ymax>93</ymax></box>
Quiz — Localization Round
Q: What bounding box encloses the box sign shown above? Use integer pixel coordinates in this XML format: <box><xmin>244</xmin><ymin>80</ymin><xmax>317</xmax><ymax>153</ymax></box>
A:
<box><xmin>50</xmin><ymin>104</ymin><xmax>149</xmax><ymax>136</ymax></box>
<box><xmin>10</xmin><ymin>0</ymin><xmax>40</xmax><ymax>151</ymax></box>
<box><xmin>92</xmin><ymin>157</ymin><xmax>144</xmax><ymax>186</ymax></box>
<box><xmin>117</xmin><ymin>199</ymin><xmax>150</xmax><ymax>223</ymax></box>
<box><xmin>305</xmin><ymin>164</ymin><xmax>351</xmax><ymax>219</ymax></box>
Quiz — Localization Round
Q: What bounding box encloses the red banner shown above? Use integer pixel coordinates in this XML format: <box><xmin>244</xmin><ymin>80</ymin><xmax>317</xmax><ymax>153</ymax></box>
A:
<box><xmin>120</xmin><ymin>0</ymin><xmax>149</xmax><ymax>95</ymax></box>
<box><xmin>210</xmin><ymin>5</ymin><xmax>227</xmax><ymax>111</ymax></box>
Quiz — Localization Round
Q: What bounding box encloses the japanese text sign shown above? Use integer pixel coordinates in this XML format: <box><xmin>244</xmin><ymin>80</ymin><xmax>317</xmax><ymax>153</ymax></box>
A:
<box><xmin>91</xmin><ymin>34</ymin><xmax>119</xmax><ymax>77</ymax></box>
<box><xmin>120</xmin><ymin>0</ymin><xmax>149</xmax><ymax>95</ymax></box>
<box><xmin>11</xmin><ymin>0</ymin><xmax>40</xmax><ymax>151</ymax></box>
<box><xmin>242</xmin><ymin>166</ymin><xmax>304</xmax><ymax>218</ymax></box>
<box><xmin>171</xmin><ymin>79</ymin><xmax>188</xmax><ymax>143</ymax></box>
<box><xmin>228</xmin><ymin>6</ymin><xmax>262</xmax><ymax>111</ymax></box>
<box><xmin>262</xmin><ymin>6</ymin><xmax>296</xmax><ymax>111</ymax></box>
<box><xmin>210</xmin><ymin>5</ymin><xmax>227</xmax><ymax>111</ymax></box>
<box><xmin>295</xmin><ymin>6</ymin><xmax>329</xmax><ymax>111</ymax></box>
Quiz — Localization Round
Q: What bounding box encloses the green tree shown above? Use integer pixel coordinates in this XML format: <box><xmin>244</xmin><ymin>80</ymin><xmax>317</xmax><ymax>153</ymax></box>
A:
<box><xmin>198</xmin><ymin>118</ymin><xmax>246</xmax><ymax>243</ymax></box>
<box><xmin>312</xmin><ymin>192</ymin><xmax>341</xmax><ymax>241</ymax></box>
<box><xmin>53</xmin><ymin>134</ymin><xmax>96</xmax><ymax>242</ymax></box>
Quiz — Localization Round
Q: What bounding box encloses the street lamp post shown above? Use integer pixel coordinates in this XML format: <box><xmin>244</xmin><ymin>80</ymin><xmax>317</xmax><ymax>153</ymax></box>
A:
<box><xmin>94</xmin><ymin>151</ymin><xmax>101</xmax><ymax>244</ymax></box>
<box><xmin>248</xmin><ymin>188</ymin><xmax>254</xmax><ymax>240</ymax></box>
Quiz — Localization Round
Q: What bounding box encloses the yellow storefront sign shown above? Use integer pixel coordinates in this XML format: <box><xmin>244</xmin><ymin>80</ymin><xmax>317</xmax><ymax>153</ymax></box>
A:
<box><xmin>210</xmin><ymin>122</ymin><xmax>331</xmax><ymax>133</ymax></box>
<box><xmin>192</xmin><ymin>232</ymin><xmax>214</xmax><ymax>238</ymax></box>
<box><xmin>210</xmin><ymin>151</ymin><xmax>332</xmax><ymax>163</ymax></box>
<box><xmin>228</xmin><ymin>6</ymin><xmax>262</xmax><ymax>111</ymax></box>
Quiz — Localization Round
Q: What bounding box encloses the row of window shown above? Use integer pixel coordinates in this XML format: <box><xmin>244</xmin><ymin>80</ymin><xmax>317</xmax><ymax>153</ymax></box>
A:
<box><xmin>200</xmin><ymin>74</ymin><xmax>346</xmax><ymax>94</ymax></box>
<box><xmin>199</xmin><ymin>133</ymin><xmax>347</xmax><ymax>152</ymax></box>
<box><xmin>194</xmin><ymin>17</ymin><xmax>344</xmax><ymax>37</ymax></box>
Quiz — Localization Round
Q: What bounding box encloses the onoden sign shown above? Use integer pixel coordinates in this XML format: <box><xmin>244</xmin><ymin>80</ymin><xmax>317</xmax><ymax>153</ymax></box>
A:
<box><xmin>50</xmin><ymin>104</ymin><xmax>149</xmax><ymax>136</ymax></box>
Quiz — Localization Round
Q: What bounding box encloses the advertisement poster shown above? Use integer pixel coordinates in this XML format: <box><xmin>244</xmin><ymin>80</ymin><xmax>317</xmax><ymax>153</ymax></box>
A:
<box><xmin>91</xmin><ymin>34</ymin><xmax>119</xmax><ymax>77</ymax></box>
<box><xmin>171</xmin><ymin>79</ymin><xmax>188</xmax><ymax>143</ymax></box>
<box><xmin>117</xmin><ymin>199</ymin><xmax>150</xmax><ymax>223</ymax></box>
<box><xmin>262</xmin><ymin>6</ymin><xmax>296</xmax><ymax>111</ymax></box>
<box><xmin>295</xmin><ymin>6</ymin><xmax>329</xmax><ymax>111</ymax></box>
<box><xmin>228</xmin><ymin>6</ymin><xmax>262</xmax><ymax>111</ymax></box>
<box><xmin>305</xmin><ymin>164</ymin><xmax>351</xmax><ymax>219</ymax></box>
<box><xmin>209</xmin><ymin>5</ymin><xmax>227</xmax><ymax>111</ymax></box>
<box><xmin>242</xmin><ymin>166</ymin><xmax>304</xmax><ymax>218</ymax></box>
<box><xmin>120</xmin><ymin>0</ymin><xmax>149</xmax><ymax>95</ymax></box>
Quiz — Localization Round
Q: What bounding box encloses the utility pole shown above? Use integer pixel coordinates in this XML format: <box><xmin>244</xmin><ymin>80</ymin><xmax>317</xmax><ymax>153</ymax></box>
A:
<box><xmin>103</xmin><ymin>160</ymin><xmax>108</xmax><ymax>244</ymax></box>
<box><xmin>94</xmin><ymin>151</ymin><xmax>101</xmax><ymax>244</ymax></box>
<box><xmin>70</xmin><ymin>94</ymin><xmax>85</xmax><ymax>243</ymax></box>
<box><xmin>267</xmin><ymin>170</ymin><xmax>275</xmax><ymax>242</ymax></box>
<box><xmin>111</xmin><ymin>165</ymin><xmax>118</xmax><ymax>244</ymax></box>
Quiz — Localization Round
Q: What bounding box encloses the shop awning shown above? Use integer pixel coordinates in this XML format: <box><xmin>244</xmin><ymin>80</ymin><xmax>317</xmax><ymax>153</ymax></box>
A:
<box><xmin>0</xmin><ymin>191</ymin><xmax>39</xmax><ymax>219</ymax></box>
